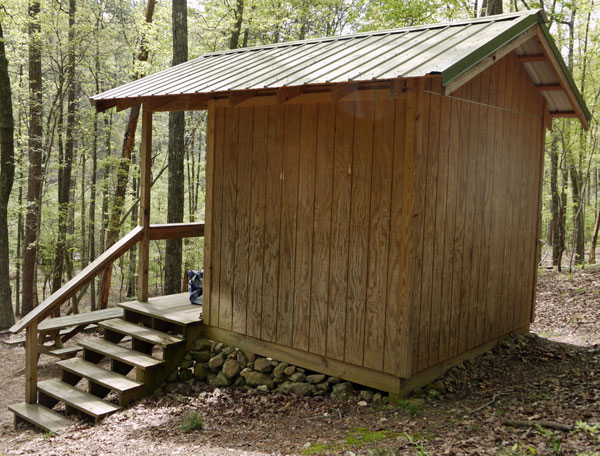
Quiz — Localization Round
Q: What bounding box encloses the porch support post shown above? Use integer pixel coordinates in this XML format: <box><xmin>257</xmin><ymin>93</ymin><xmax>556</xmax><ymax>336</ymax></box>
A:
<box><xmin>137</xmin><ymin>105</ymin><xmax>152</xmax><ymax>302</ymax></box>
<box><xmin>25</xmin><ymin>321</ymin><xmax>38</xmax><ymax>403</ymax></box>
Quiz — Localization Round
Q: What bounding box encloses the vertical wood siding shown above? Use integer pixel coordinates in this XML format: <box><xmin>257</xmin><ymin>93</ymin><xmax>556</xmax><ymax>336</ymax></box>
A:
<box><xmin>205</xmin><ymin>51</ymin><xmax>546</xmax><ymax>379</ymax></box>
<box><xmin>207</xmin><ymin>98</ymin><xmax>409</xmax><ymax>376</ymax></box>
<box><xmin>411</xmin><ymin>52</ymin><xmax>546</xmax><ymax>373</ymax></box>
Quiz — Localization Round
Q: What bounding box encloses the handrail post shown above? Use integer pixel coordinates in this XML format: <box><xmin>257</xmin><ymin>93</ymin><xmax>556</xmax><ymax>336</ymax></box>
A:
<box><xmin>25</xmin><ymin>322</ymin><xmax>38</xmax><ymax>403</ymax></box>
<box><xmin>137</xmin><ymin>105</ymin><xmax>152</xmax><ymax>302</ymax></box>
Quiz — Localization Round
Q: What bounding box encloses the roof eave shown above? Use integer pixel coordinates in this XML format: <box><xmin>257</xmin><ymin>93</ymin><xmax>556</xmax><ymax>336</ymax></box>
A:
<box><xmin>441</xmin><ymin>10</ymin><xmax>590</xmax><ymax>130</ymax></box>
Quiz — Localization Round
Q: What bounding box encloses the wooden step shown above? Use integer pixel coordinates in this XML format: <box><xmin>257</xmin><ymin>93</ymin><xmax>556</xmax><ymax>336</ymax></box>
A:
<box><xmin>119</xmin><ymin>293</ymin><xmax>201</xmax><ymax>326</ymax></box>
<box><xmin>37</xmin><ymin>379</ymin><xmax>120</xmax><ymax>423</ymax></box>
<box><xmin>99</xmin><ymin>319</ymin><xmax>183</xmax><ymax>347</ymax></box>
<box><xmin>39</xmin><ymin>308</ymin><xmax>123</xmax><ymax>332</ymax></box>
<box><xmin>57</xmin><ymin>358</ymin><xmax>144</xmax><ymax>395</ymax></box>
<box><xmin>9</xmin><ymin>402</ymin><xmax>72</xmax><ymax>434</ymax></box>
<box><xmin>79</xmin><ymin>338</ymin><xmax>164</xmax><ymax>369</ymax></box>
<box><xmin>47</xmin><ymin>346</ymin><xmax>82</xmax><ymax>359</ymax></box>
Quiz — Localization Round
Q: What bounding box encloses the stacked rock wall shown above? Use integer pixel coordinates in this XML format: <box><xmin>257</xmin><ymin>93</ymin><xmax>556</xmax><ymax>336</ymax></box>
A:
<box><xmin>170</xmin><ymin>338</ymin><xmax>389</xmax><ymax>404</ymax></box>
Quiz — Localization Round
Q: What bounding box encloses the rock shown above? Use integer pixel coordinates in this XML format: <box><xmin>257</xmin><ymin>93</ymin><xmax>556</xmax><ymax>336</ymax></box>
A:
<box><xmin>233</xmin><ymin>376</ymin><xmax>245</xmax><ymax>387</ymax></box>
<box><xmin>244</xmin><ymin>352</ymin><xmax>256</xmax><ymax>363</ymax></box>
<box><xmin>331</xmin><ymin>382</ymin><xmax>354</xmax><ymax>401</ymax></box>
<box><xmin>316</xmin><ymin>381</ymin><xmax>330</xmax><ymax>391</ymax></box>
<box><xmin>289</xmin><ymin>372</ymin><xmax>306</xmax><ymax>383</ymax></box>
<box><xmin>328</xmin><ymin>377</ymin><xmax>341</xmax><ymax>385</ymax></box>
<box><xmin>306</xmin><ymin>374</ymin><xmax>326</xmax><ymax>384</ymax></box>
<box><xmin>190</xmin><ymin>350</ymin><xmax>212</xmax><ymax>363</ymax></box>
<box><xmin>194</xmin><ymin>363</ymin><xmax>207</xmax><ymax>381</ymax></box>
<box><xmin>222</xmin><ymin>359</ymin><xmax>241</xmax><ymax>379</ymax></box>
<box><xmin>246</xmin><ymin>362</ymin><xmax>254</xmax><ymax>369</ymax></box>
<box><xmin>256</xmin><ymin>385</ymin><xmax>269</xmax><ymax>392</ymax></box>
<box><xmin>372</xmin><ymin>392</ymin><xmax>384</xmax><ymax>405</ymax></box>
<box><xmin>214</xmin><ymin>371</ymin><xmax>231</xmax><ymax>387</ymax></box>
<box><xmin>237</xmin><ymin>351</ymin><xmax>247</xmax><ymax>369</ymax></box>
<box><xmin>357</xmin><ymin>400</ymin><xmax>368</xmax><ymax>407</ymax></box>
<box><xmin>208</xmin><ymin>353</ymin><xmax>225</xmax><ymax>371</ymax></box>
<box><xmin>244</xmin><ymin>371</ymin><xmax>274</xmax><ymax>389</ymax></box>
<box><xmin>296</xmin><ymin>368</ymin><xmax>305</xmax><ymax>374</ymax></box>
<box><xmin>222</xmin><ymin>346</ymin><xmax>235</xmax><ymax>356</ymax></box>
<box><xmin>213</xmin><ymin>342</ymin><xmax>225</xmax><ymax>353</ymax></box>
<box><xmin>227</xmin><ymin>352</ymin><xmax>237</xmax><ymax>359</ymax></box>
<box><xmin>254</xmin><ymin>357</ymin><xmax>273</xmax><ymax>373</ymax></box>
<box><xmin>359</xmin><ymin>390</ymin><xmax>374</xmax><ymax>401</ymax></box>
<box><xmin>283</xmin><ymin>366</ymin><xmax>296</xmax><ymax>376</ymax></box>
<box><xmin>273</xmin><ymin>362</ymin><xmax>288</xmax><ymax>379</ymax></box>
<box><xmin>278</xmin><ymin>381</ymin><xmax>312</xmax><ymax>396</ymax></box>
<box><xmin>425</xmin><ymin>381</ymin><xmax>446</xmax><ymax>397</ymax></box>
<box><xmin>206</xmin><ymin>372</ymin><xmax>217</xmax><ymax>386</ymax></box>
<box><xmin>167</xmin><ymin>370</ymin><xmax>179</xmax><ymax>383</ymax></box>
<box><xmin>184</xmin><ymin>354</ymin><xmax>192</xmax><ymax>360</ymax></box>
<box><xmin>240</xmin><ymin>367</ymin><xmax>252</xmax><ymax>377</ymax></box>
<box><xmin>313</xmin><ymin>390</ymin><xmax>326</xmax><ymax>397</ymax></box>
<box><xmin>179</xmin><ymin>359</ymin><xmax>194</xmax><ymax>369</ymax></box>
<box><xmin>179</xmin><ymin>368</ymin><xmax>193</xmax><ymax>382</ymax></box>
<box><xmin>192</xmin><ymin>338</ymin><xmax>212</xmax><ymax>351</ymax></box>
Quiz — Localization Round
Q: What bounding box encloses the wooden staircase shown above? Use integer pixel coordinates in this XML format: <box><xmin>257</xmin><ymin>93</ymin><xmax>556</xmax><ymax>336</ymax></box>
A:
<box><xmin>10</xmin><ymin>293</ymin><xmax>203</xmax><ymax>433</ymax></box>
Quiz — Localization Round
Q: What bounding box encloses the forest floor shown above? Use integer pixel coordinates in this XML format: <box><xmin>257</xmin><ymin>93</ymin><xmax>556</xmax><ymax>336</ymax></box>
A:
<box><xmin>0</xmin><ymin>267</ymin><xmax>599</xmax><ymax>455</ymax></box>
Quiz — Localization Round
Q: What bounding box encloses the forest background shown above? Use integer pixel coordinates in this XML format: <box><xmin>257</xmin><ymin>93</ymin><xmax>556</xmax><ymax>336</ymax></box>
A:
<box><xmin>0</xmin><ymin>0</ymin><xmax>597</xmax><ymax>330</ymax></box>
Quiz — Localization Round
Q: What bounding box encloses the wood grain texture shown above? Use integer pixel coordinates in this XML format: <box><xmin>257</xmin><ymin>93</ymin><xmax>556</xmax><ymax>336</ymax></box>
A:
<box><xmin>292</xmin><ymin>103</ymin><xmax>317</xmax><ymax>352</ymax></box>
<box><xmin>345</xmin><ymin>99</ymin><xmax>374</xmax><ymax>366</ymax></box>
<box><xmin>276</xmin><ymin>105</ymin><xmax>300</xmax><ymax>347</ymax></box>
<box><xmin>232</xmin><ymin>107</ymin><xmax>253</xmax><ymax>334</ymax></box>
<box><xmin>218</xmin><ymin>107</ymin><xmax>239</xmax><ymax>331</ymax></box>
<box><xmin>364</xmin><ymin>98</ymin><xmax>394</xmax><ymax>372</ymax></box>
<box><xmin>327</xmin><ymin>101</ymin><xmax>354</xmax><ymax>361</ymax></box>
<box><xmin>309</xmin><ymin>103</ymin><xmax>335</xmax><ymax>356</ymax></box>
<box><xmin>247</xmin><ymin>106</ymin><xmax>268</xmax><ymax>339</ymax></box>
<box><xmin>261</xmin><ymin>105</ymin><xmax>283</xmax><ymax>342</ymax></box>
<box><xmin>203</xmin><ymin>100</ymin><xmax>216</xmax><ymax>325</ymax></box>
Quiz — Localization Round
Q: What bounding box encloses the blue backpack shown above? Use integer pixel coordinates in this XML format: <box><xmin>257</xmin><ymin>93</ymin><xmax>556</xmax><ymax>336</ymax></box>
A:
<box><xmin>188</xmin><ymin>269</ymin><xmax>203</xmax><ymax>306</ymax></box>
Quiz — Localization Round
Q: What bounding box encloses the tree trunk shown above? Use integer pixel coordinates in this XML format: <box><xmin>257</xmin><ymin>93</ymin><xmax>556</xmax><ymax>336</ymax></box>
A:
<box><xmin>483</xmin><ymin>0</ymin><xmax>502</xmax><ymax>15</ymax></box>
<box><xmin>570</xmin><ymin>167</ymin><xmax>585</xmax><ymax>265</ymax></box>
<box><xmin>164</xmin><ymin>0</ymin><xmax>188</xmax><ymax>295</ymax></box>
<box><xmin>549</xmin><ymin>134</ymin><xmax>563</xmax><ymax>268</ymax></box>
<box><xmin>229</xmin><ymin>0</ymin><xmax>244</xmax><ymax>49</ymax></box>
<box><xmin>590</xmin><ymin>207</ymin><xmax>600</xmax><ymax>264</ymax></box>
<box><xmin>22</xmin><ymin>0</ymin><xmax>43</xmax><ymax>315</ymax></box>
<box><xmin>52</xmin><ymin>0</ymin><xmax>77</xmax><ymax>295</ymax></box>
<box><xmin>0</xmin><ymin>19</ymin><xmax>16</xmax><ymax>329</ymax></box>
<box><xmin>99</xmin><ymin>0</ymin><xmax>155</xmax><ymax>307</ymax></box>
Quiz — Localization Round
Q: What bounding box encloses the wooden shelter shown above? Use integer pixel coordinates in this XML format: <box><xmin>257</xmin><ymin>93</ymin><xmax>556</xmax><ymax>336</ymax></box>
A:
<box><xmin>90</xmin><ymin>9</ymin><xmax>590</xmax><ymax>393</ymax></box>
<box><xmin>9</xmin><ymin>10</ymin><xmax>590</xmax><ymax>431</ymax></box>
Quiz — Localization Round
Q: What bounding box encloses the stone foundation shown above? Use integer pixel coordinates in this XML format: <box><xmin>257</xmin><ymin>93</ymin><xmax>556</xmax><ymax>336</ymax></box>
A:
<box><xmin>168</xmin><ymin>337</ymin><xmax>389</xmax><ymax>404</ymax></box>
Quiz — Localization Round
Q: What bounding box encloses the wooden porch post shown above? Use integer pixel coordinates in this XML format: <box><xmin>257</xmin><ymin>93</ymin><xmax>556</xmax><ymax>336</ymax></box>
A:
<box><xmin>25</xmin><ymin>321</ymin><xmax>38</xmax><ymax>403</ymax></box>
<box><xmin>137</xmin><ymin>105</ymin><xmax>152</xmax><ymax>301</ymax></box>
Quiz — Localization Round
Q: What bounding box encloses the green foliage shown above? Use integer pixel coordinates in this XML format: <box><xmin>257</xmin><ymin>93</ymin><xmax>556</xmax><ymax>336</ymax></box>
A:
<box><xmin>179</xmin><ymin>410</ymin><xmax>203</xmax><ymax>432</ymax></box>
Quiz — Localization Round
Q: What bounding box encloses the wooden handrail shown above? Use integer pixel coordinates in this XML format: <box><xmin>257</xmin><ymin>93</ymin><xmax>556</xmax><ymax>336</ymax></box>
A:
<box><xmin>149</xmin><ymin>222</ymin><xmax>205</xmax><ymax>240</ymax></box>
<box><xmin>10</xmin><ymin>226</ymin><xmax>144</xmax><ymax>334</ymax></box>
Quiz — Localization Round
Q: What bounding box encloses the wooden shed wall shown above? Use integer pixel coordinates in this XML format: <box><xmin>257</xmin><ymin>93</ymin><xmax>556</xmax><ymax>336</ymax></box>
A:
<box><xmin>410</xmin><ymin>52</ymin><xmax>546</xmax><ymax>375</ymax></box>
<box><xmin>204</xmin><ymin>95</ymin><xmax>414</xmax><ymax>379</ymax></box>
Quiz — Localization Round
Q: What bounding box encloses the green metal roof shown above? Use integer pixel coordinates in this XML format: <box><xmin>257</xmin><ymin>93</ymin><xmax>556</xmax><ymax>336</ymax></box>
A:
<box><xmin>91</xmin><ymin>9</ymin><xmax>590</xmax><ymax>126</ymax></box>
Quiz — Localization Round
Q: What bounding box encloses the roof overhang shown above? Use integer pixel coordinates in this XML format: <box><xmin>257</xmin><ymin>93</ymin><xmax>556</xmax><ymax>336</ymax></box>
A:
<box><xmin>91</xmin><ymin>9</ymin><xmax>590</xmax><ymax>129</ymax></box>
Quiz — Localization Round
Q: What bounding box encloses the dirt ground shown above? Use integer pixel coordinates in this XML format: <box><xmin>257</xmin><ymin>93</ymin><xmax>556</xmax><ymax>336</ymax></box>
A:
<box><xmin>1</xmin><ymin>267</ymin><xmax>599</xmax><ymax>455</ymax></box>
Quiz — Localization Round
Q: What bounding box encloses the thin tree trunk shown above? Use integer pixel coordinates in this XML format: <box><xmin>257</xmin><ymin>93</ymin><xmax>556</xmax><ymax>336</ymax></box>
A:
<box><xmin>590</xmin><ymin>207</ymin><xmax>600</xmax><ymax>264</ymax></box>
<box><xmin>229</xmin><ymin>0</ymin><xmax>244</xmax><ymax>49</ymax></box>
<box><xmin>99</xmin><ymin>0</ymin><xmax>155</xmax><ymax>307</ymax></box>
<box><xmin>0</xmin><ymin>19</ymin><xmax>16</xmax><ymax>329</ymax></box>
<box><xmin>164</xmin><ymin>0</ymin><xmax>188</xmax><ymax>295</ymax></box>
<box><xmin>550</xmin><ymin>134</ymin><xmax>562</xmax><ymax>267</ymax></box>
<box><xmin>483</xmin><ymin>0</ymin><xmax>502</xmax><ymax>15</ymax></box>
<box><xmin>22</xmin><ymin>0</ymin><xmax>43</xmax><ymax>315</ymax></box>
<box><xmin>52</xmin><ymin>0</ymin><xmax>77</xmax><ymax>295</ymax></box>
